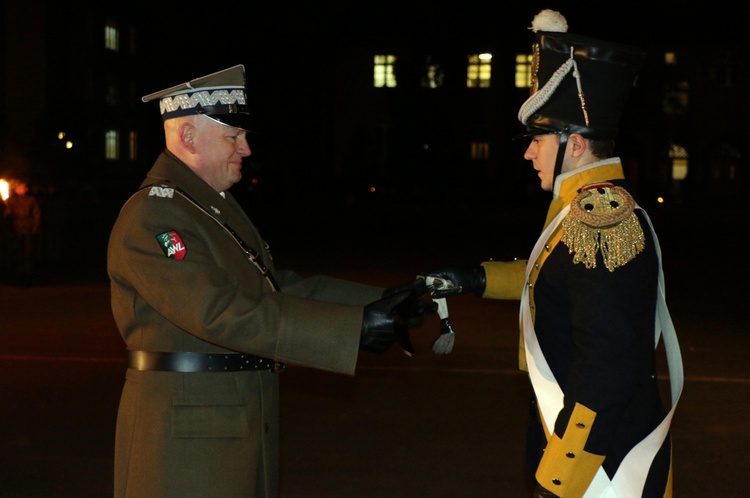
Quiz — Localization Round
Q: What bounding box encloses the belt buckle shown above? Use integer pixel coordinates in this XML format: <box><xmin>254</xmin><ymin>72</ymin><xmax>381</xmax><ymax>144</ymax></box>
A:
<box><xmin>271</xmin><ymin>361</ymin><xmax>285</xmax><ymax>373</ymax></box>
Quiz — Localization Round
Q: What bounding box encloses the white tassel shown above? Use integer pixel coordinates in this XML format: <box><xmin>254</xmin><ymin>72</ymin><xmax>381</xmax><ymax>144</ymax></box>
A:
<box><xmin>431</xmin><ymin>298</ymin><xmax>455</xmax><ymax>354</ymax></box>
<box><xmin>425</xmin><ymin>277</ymin><xmax>457</xmax><ymax>354</ymax></box>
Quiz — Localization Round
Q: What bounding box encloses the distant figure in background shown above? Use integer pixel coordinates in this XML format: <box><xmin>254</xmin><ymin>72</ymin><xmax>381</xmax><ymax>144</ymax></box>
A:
<box><xmin>3</xmin><ymin>181</ymin><xmax>41</xmax><ymax>284</ymax></box>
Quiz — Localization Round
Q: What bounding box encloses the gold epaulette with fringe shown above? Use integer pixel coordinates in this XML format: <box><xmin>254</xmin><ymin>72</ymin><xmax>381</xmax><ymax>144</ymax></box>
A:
<box><xmin>561</xmin><ymin>182</ymin><xmax>645</xmax><ymax>272</ymax></box>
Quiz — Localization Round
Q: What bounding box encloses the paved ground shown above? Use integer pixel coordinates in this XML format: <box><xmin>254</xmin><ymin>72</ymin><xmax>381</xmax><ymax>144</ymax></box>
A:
<box><xmin>0</xmin><ymin>204</ymin><xmax>748</xmax><ymax>497</ymax></box>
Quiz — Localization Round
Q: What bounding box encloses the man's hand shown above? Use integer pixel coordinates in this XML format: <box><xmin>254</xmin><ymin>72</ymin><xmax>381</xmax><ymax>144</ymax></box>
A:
<box><xmin>360</xmin><ymin>279</ymin><xmax>432</xmax><ymax>355</ymax></box>
<box><xmin>422</xmin><ymin>264</ymin><xmax>486</xmax><ymax>298</ymax></box>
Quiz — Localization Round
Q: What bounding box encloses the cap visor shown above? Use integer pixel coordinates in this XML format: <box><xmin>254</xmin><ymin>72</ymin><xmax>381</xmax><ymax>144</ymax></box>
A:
<box><xmin>206</xmin><ymin>113</ymin><xmax>254</xmax><ymax>132</ymax></box>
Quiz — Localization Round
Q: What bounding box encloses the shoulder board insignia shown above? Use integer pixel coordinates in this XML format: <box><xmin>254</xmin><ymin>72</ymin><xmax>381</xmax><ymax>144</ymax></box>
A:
<box><xmin>149</xmin><ymin>185</ymin><xmax>174</xmax><ymax>198</ymax></box>
<box><xmin>561</xmin><ymin>182</ymin><xmax>645</xmax><ymax>271</ymax></box>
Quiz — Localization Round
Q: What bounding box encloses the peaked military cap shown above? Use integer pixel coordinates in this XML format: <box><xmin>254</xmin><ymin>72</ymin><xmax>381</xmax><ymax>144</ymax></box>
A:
<box><xmin>142</xmin><ymin>65</ymin><xmax>252</xmax><ymax>131</ymax></box>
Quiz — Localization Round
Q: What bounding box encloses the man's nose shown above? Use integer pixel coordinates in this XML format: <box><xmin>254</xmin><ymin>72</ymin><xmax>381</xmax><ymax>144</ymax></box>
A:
<box><xmin>238</xmin><ymin>136</ymin><xmax>251</xmax><ymax>157</ymax></box>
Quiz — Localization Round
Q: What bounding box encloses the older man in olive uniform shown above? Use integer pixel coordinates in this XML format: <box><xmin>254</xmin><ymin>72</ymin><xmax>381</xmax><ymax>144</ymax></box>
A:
<box><xmin>107</xmin><ymin>65</ymin><xmax>427</xmax><ymax>497</ymax></box>
<box><xmin>425</xmin><ymin>11</ymin><xmax>683</xmax><ymax>498</ymax></box>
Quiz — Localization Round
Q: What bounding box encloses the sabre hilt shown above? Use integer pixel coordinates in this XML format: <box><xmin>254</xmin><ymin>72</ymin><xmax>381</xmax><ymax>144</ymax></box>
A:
<box><xmin>423</xmin><ymin>276</ymin><xmax>457</xmax><ymax>354</ymax></box>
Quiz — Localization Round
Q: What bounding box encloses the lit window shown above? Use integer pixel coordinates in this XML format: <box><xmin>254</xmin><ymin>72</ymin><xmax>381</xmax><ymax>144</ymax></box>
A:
<box><xmin>467</xmin><ymin>53</ymin><xmax>492</xmax><ymax>88</ymax></box>
<box><xmin>665</xmin><ymin>52</ymin><xmax>677</xmax><ymax>65</ymax></box>
<box><xmin>105</xmin><ymin>130</ymin><xmax>119</xmax><ymax>160</ymax></box>
<box><xmin>471</xmin><ymin>142</ymin><xmax>489</xmax><ymax>160</ymax></box>
<box><xmin>105</xmin><ymin>20</ymin><xmax>119</xmax><ymax>52</ymax></box>
<box><xmin>129</xmin><ymin>131</ymin><xmax>137</xmax><ymax>161</ymax></box>
<box><xmin>58</xmin><ymin>131</ymin><xmax>74</xmax><ymax>149</ymax></box>
<box><xmin>421</xmin><ymin>56</ymin><xmax>444</xmax><ymax>88</ymax></box>
<box><xmin>515</xmin><ymin>54</ymin><xmax>533</xmax><ymax>88</ymax></box>
<box><xmin>668</xmin><ymin>143</ymin><xmax>688</xmax><ymax>180</ymax></box>
<box><xmin>374</xmin><ymin>55</ymin><xmax>397</xmax><ymax>88</ymax></box>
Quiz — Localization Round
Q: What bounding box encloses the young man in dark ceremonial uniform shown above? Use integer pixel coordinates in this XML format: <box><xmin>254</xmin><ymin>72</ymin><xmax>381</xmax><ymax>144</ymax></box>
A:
<box><xmin>425</xmin><ymin>10</ymin><xmax>683</xmax><ymax>497</ymax></box>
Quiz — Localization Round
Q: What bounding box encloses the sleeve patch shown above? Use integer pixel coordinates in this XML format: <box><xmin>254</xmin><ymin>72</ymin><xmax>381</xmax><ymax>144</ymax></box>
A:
<box><xmin>156</xmin><ymin>230</ymin><xmax>187</xmax><ymax>260</ymax></box>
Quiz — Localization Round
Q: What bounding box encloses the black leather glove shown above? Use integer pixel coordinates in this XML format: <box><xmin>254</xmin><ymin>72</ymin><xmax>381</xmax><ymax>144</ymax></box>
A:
<box><xmin>533</xmin><ymin>483</ymin><xmax>560</xmax><ymax>498</ymax></box>
<box><xmin>360</xmin><ymin>279</ymin><xmax>430</xmax><ymax>355</ymax></box>
<box><xmin>422</xmin><ymin>264</ymin><xmax>486</xmax><ymax>298</ymax></box>
<box><xmin>383</xmin><ymin>279</ymin><xmax>437</xmax><ymax>327</ymax></box>
<box><xmin>381</xmin><ymin>278</ymin><xmax>426</xmax><ymax>299</ymax></box>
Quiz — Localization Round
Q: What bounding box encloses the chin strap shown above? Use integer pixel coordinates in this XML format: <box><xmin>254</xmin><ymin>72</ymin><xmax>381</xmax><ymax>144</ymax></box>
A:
<box><xmin>553</xmin><ymin>126</ymin><xmax>570</xmax><ymax>184</ymax></box>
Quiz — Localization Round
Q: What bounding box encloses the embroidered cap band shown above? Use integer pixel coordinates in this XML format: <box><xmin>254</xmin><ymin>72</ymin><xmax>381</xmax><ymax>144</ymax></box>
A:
<box><xmin>142</xmin><ymin>65</ymin><xmax>252</xmax><ymax>131</ymax></box>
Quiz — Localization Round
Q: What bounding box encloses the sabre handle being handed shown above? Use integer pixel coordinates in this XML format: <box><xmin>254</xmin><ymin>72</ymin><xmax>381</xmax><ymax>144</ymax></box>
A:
<box><xmin>424</xmin><ymin>276</ymin><xmax>456</xmax><ymax>354</ymax></box>
<box><xmin>422</xmin><ymin>264</ymin><xmax>486</xmax><ymax>299</ymax></box>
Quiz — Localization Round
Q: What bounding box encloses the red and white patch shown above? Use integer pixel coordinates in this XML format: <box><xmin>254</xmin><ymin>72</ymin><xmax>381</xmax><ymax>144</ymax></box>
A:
<box><xmin>156</xmin><ymin>230</ymin><xmax>187</xmax><ymax>260</ymax></box>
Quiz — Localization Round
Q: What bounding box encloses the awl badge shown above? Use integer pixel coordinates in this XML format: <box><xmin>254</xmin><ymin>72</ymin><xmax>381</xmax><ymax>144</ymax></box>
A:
<box><xmin>156</xmin><ymin>230</ymin><xmax>186</xmax><ymax>260</ymax></box>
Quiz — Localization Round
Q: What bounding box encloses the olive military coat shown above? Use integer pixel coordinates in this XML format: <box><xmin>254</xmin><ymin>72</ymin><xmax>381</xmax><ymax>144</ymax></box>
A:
<box><xmin>107</xmin><ymin>151</ymin><xmax>383</xmax><ymax>497</ymax></box>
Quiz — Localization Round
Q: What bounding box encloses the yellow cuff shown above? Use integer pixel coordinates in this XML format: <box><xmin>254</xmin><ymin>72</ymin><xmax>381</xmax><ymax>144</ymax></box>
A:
<box><xmin>481</xmin><ymin>260</ymin><xmax>527</xmax><ymax>300</ymax></box>
<box><xmin>536</xmin><ymin>403</ymin><xmax>605</xmax><ymax>498</ymax></box>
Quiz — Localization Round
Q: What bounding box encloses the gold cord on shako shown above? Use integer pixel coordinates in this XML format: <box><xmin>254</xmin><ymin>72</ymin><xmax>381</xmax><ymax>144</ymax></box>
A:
<box><xmin>561</xmin><ymin>182</ymin><xmax>645</xmax><ymax>272</ymax></box>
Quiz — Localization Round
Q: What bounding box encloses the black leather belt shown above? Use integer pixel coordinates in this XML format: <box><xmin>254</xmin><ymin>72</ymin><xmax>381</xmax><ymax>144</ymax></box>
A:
<box><xmin>128</xmin><ymin>351</ymin><xmax>285</xmax><ymax>373</ymax></box>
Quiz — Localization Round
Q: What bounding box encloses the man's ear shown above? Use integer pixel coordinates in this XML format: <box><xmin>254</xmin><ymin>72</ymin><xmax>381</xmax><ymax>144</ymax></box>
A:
<box><xmin>569</xmin><ymin>133</ymin><xmax>587</xmax><ymax>156</ymax></box>
<box><xmin>180</xmin><ymin>123</ymin><xmax>196</xmax><ymax>153</ymax></box>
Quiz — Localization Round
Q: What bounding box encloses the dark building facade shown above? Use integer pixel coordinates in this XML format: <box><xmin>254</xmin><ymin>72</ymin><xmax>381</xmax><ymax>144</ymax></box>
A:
<box><xmin>1</xmin><ymin>2</ymin><xmax>746</xmax><ymax>267</ymax></box>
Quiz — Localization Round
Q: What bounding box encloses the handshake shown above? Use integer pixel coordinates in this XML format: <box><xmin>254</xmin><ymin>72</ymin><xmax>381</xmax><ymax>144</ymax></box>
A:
<box><xmin>360</xmin><ymin>264</ymin><xmax>486</xmax><ymax>356</ymax></box>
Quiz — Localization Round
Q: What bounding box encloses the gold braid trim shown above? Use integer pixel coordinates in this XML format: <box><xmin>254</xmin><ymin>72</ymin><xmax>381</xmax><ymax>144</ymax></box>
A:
<box><xmin>561</xmin><ymin>183</ymin><xmax>645</xmax><ymax>272</ymax></box>
<box><xmin>530</xmin><ymin>42</ymin><xmax>541</xmax><ymax>95</ymax></box>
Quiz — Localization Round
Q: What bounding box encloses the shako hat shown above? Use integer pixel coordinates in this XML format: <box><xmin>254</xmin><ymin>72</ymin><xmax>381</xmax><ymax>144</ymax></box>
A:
<box><xmin>142</xmin><ymin>65</ymin><xmax>252</xmax><ymax>131</ymax></box>
<box><xmin>518</xmin><ymin>10</ymin><xmax>646</xmax><ymax>139</ymax></box>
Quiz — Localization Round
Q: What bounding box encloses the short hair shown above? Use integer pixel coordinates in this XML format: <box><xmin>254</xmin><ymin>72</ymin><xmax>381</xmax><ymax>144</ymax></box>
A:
<box><xmin>586</xmin><ymin>138</ymin><xmax>615</xmax><ymax>159</ymax></box>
